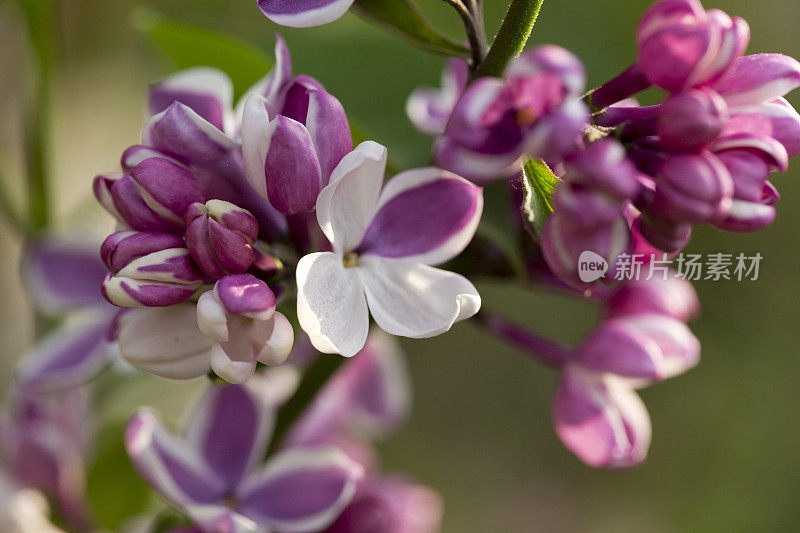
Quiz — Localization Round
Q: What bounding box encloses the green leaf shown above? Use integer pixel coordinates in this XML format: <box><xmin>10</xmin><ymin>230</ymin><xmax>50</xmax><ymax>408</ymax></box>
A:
<box><xmin>521</xmin><ymin>157</ymin><xmax>560</xmax><ymax>237</ymax></box>
<box><xmin>352</xmin><ymin>0</ymin><xmax>469</xmax><ymax>58</ymax></box>
<box><xmin>132</xmin><ymin>7</ymin><xmax>273</xmax><ymax>100</ymax></box>
<box><xmin>86</xmin><ymin>420</ymin><xmax>151</xmax><ymax>530</ymax></box>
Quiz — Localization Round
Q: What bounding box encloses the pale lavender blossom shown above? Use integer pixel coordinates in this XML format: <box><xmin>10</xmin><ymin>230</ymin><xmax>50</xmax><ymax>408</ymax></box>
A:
<box><xmin>257</xmin><ymin>0</ymin><xmax>355</xmax><ymax>28</ymax></box>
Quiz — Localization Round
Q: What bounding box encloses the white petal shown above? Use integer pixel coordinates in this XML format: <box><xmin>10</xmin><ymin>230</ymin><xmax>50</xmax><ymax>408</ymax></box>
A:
<box><xmin>240</xmin><ymin>95</ymin><xmax>274</xmax><ymax>201</ymax></box>
<box><xmin>358</xmin><ymin>257</ymin><xmax>480</xmax><ymax>338</ymax></box>
<box><xmin>196</xmin><ymin>291</ymin><xmax>230</xmax><ymax>342</ymax></box>
<box><xmin>255</xmin><ymin>312</ymin><xmax>295</xmax><ymax>366</ymax></box>
<box><xmin>316</xmin><ymin>141</ymin><xmax>387</xmax><ymax>253</ymax></box>
<box><xmin>210</xmin><ymin>343</ymin><xmax>258</xmax><ymax>384</ymax></box>
<box><xmin>150</xmin><ymin>67</ymin><xmax>236</xmax><ymax>135</ymax></box>
<box><xmin>118</xmin><ymin>304</ymin><xmax>213</xmax><ymax>380</ymax></box>
<box><xmin>296</xmin><ymin>252</ymin><xmax>369</xmax><ymax>357</ymax></box>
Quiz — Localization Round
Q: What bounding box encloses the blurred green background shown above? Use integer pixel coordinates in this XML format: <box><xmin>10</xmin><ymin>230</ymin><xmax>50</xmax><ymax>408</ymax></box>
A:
<box><xmin>0</xmin><ymin>0</ymin><xmax>798</xmax><ymax>531</ymax></box>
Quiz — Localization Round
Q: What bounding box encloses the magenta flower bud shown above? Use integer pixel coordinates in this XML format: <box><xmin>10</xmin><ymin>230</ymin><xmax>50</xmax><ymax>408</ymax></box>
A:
<box><xmin>636</xmin><ymin>0</ymin><xmax>749</xmax><ymax>93</ymax></box>
<box><xmin>553</xmin><ymin>367</ymin><xmax>651</xmax><ymax>469</ymax></box>
<box><xmin>575</xmin><ymin>315</ymin><xmax>700</xmax><ymax>381</ymax></box>
<box><xmin>184</xmin><ymin>200</ymin><xmax>259</xmax><ymax>280</ymax></box>
<box><xmin>637</xmin><ymin>212</ymin><xmax>692</xmax><ymax>253</ymax></box>
<box><xmin>242</xmin><ymin>76</ymin><xmax>352</xmax><ymax>215</ymax></box>
<box><xmin>541</xmin><ymin>185</ymin><xmax>631</xmax><ymax>286</ymax></box>
<box><xmin>437</xmin><ymin>46</ymin><xmax>589</xmax><ymax>182</ymax></box>
<box><xmin>563</xmin><ymin>139</ymin><xmax>641</xmax><ymax>200</ymax></box>
<box><xmin>609</xmin><ymin>275</ymin><xmax>700</xmax><ymax>322</ymax></box>
<box><xmin>196</xmin><ymin>274</ymin><xmax>293</xmax><ymax>383</ymax></box>
<box><xmin>100</xmin><ymin>231</ymin><xmax>203</xmax><ymax>308</ymax></box>
<box><xmin>714</xmin><ymin>181</ymin><xmax>779</xmax><ymax>232</ymax></box>
<box><xmin>93</xmin><ymin>157</ymin><xmax>204</xmax><ymax>233</ymax></box>
<box><xmin>657</xmin><ymin>88</ymin><xmax>729</xmax><ymax>151</ymax></box>
<box><xmin>723</xmin><ymin>97</ymin><xmax>800</xmax><ymax>159</ymax></box>
<box><xmin>651</xmin><ymin>152</ymin><xmax>734</xmax><ymax>223</ymax></box>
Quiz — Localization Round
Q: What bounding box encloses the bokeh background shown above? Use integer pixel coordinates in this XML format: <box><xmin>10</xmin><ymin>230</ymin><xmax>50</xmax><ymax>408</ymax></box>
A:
<box><xmin>1</xmin><ymin>0</ymin><xmax>798</xmax><ymax>531</ymax></box>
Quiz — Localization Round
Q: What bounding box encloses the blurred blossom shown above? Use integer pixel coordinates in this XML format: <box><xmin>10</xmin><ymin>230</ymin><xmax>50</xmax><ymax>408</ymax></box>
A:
<box><xmin>435</xmin><ymin>45</ymin><xmax>589</xmax><ymax>182</ymax></box>
<box><xmin>125</xmin><ymin>382</ymin><xmax>363</xmax><ymax>533</ymax></box>
<box><xmin>296</xmin><ymin>141</ymin><xmax>482</xmax><ymax>357</ymax></box>
<box><xmin>406</xmin><ymin>59</ymin><xmax>468</xmax><ymax>136</ymax></box>
<box><xmin>257</xmin><ymin>0</ymin><xmax>355</xmax><ymax>28</ymax></box>
<box><xmin>0</xmin><ymin>474</ymin><xmax>65</xmax><ymax>533</ymax></box>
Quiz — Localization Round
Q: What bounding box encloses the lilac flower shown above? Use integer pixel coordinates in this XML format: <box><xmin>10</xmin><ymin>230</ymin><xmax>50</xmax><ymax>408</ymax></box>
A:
<box><xmin>197</xmin><ymin>274</ymin><xmax>294</xmax><ymax>383</ymax></box>
<box><xmin>540</xmin><ymin>139</ymin><xmax>640</xmax><ymax>285</ymax></box>
<box><xmin>553</xmin><ymin>275</ymin><xmax>700</xmax><ymax>468</ymax></box>
<box><xmin>16</xmin><ymin>236</ymin><xmax>118</xmax><ymax>390</ymax></box>
<box><xmin>406</xmin><ymin>59</ymin><xmax>468</xmax><ymax>136</ymax></box>
<box><xmin>296</xmin><ymin>141</ymin><xmax>482</xmax><ymax>357</ymax></box>
<box><xmin>241</xmin><ymin>72</ymin><xmax>352</xmax><ymax>215</ymax></box>
<box><xmin>257</xmin><ymin>0</ymin><xmax>355</xmax><ymax>28</ymax></box>
<box><xmin>100</xmin><ymin>231</ymin><xmax>204</xmax><ymax>308</ymax></box>
<box><xmin>125</xmin><ymin>382</ymin><xmax>363</xmax><ymax>533</ymax></box>
<box><xmin>94</xmin><ymin>157</ymin><xmax>205</xmax><ymax>234</ymax></box>
<box><xmin>636</xmin><ymin>0</ymin><xmax>750</xmax><ymax>93</ymax></box>
<box><xmin>435</xmin><ymin>45</ymin><xmax>589</xmax><ymax>182</ymax></box>
<box><xmin>184</xmin><ymin>200</ymin><xmax>260</xmax><ymax>280</ymax></box>
<box><xmin>0</xmin><ymin>387</ymin><xmax>90</xmax><ymax>529</ymax></box>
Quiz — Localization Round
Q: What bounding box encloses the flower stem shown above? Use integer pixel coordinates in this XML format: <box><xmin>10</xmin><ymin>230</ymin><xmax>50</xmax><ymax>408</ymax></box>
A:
<box><xmin>583</xmin><ymin>63</ymin><xmax>651</xmax><ymax>111</ymax></box>
<box><xmin>474</xmin><ymin>0</ymin><xmax>545</xmax><ymax>78</ymax></box>
<box><xmin>441</xmin><ymin>0</ymin><xmax>487</xmax><ymax>72</ymax></box>
<box><xmin>266</xmin><ymin>354</ymin><xmax>345</xmax><ymax>456</ymax></box>
<box><xmin>474</xmin><ymin>310</ymin><xmax>569</xmax><ymax>368</ymax></box>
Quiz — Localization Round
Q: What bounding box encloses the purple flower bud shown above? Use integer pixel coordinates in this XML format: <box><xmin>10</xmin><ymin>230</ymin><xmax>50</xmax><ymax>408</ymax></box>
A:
<box><xmin>637</xmin><ymin>212</ymin><xmax>693</xmax><ymax>253</ymax></box>
<box><xmin>713</xmin><ymin>181</ymin><xmax>779</xmax><ymax>232</ymax></box>
<box><xmin>437</xmin><ymin>46</ymin><xmax>589</xmax><ymax>182</ymax></box>
<box><xmin>93</xmin><ymin>157</ymin><xmax>204</xmax><ymax>233</ymax></box>
<box><xmin>196</xmin><ymin>274</ymin><xmax>292</xmax><ymax>383</ymax></box>
<box><xmin>563</xmin><ymin>139</ymin><xmax>641</xmax><ymax>200</ymax></box>
<box><xmin>608</xmin><ymin>275</ymin><xmax>700</xmax><ymax>322</ymax></box>
<box><xmin>184</xmin><ymin>200</ymin><xmax>259</xmax><ymax>280</ymax></box>
<box><xmin>100</xmin><ymin>231</ymin><xmax>203</xmax><ymax>308</ymax></box>
<box><xmin>657</xmin><ymin>88</ymin><xmax>729</xmax><ymax>151</ymax></box>
<box><xmin>242</xmin><ymin>75</ymin><xmax>352</xmax><ymax>215</ymax></box>
<box><xmin>541</xmin><ymin>185</ymin><xmax>631</xmax><ymax>286</ymax></box>
<box><xmin>637</xmin><ymin>0</ymin><xmax>749</xmax><ymax>93</ymax></box>
<box><xmin>651</xmin><ymin>152</ymin><xmax>734</xmax><ymax>223</ymax></box>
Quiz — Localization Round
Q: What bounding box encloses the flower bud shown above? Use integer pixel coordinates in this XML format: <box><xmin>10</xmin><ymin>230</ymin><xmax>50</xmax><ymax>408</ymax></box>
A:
<box><xmin>657</xmin><ymin>88</ymin><xmax>729</xmax><ymax>151</ymax></box>
<box><xmin>651</xmin><ymin>152</ymin><xmax>734</xmax><ymax>223</ymax></box>
<box><xmin>184</xmin><ymin>200</ymin><xmax>259</xmax><ymax>280</ymax></box>
<box><xmin>637</xmin><ymin>0</ymin><xmax>749</xmax><ymax>93</ymax></box>
<box><xmin>608</xmin><ymin>274</ymin><xmax>700</xmax><ymax>322</ymax></box>
<box><xmin>100</xmin><ymin>231</ymin><xmax>203</xmax><ymax>308</ymax></box>
<box><xmin>196</xmin><ymin>274</ymin><xmax>293</xmax><ymax>383</ymax></box>
<box><xmin>93</xmin><ymin>157</ymin><xmax>204</xmax><ymax>233</ymax></box>
<box><xmin>563</xmin><ymin>139</ymin><xmax>641</xmax><ymax>200</ymax></box>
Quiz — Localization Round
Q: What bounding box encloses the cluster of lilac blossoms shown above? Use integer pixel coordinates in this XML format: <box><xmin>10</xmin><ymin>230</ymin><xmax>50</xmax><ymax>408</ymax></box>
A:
<box><xmin>6</xmin><ymin>0</ymin><xmax>799</xmax><ymax>530</ymax></box>
<box><xmin>407</xmin><ymin>0</ymin><xmax>799</xmax><ymax>466</ymax></box>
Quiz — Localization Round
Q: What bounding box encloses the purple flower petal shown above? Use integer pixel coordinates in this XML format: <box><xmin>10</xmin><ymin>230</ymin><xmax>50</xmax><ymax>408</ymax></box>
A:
<box><xmin>125</xmin><ymin>409</ymin><xmax>227</xmax><ymax>507</ymax></box>
<box><xmin>553</xmin><ymin>368</ymin><xmax>651</xmax><ymax>468</ymax></box>
<box><xmin>15</xmin><ymin>317</ymin><xmax>114</xmax><ymax>390</ymax></box>
<box><xmin>214</xmin><ymin>274</ymin><xmax>276</xmax><ymax>318</ymax></box>
<box><xmin>184</xmin><ymin>385</ymin><xmax>274</xmax><ymax>492</ymax></box>
<box><xmin>22</xmin><ymin>236</ymin><xmax>108</xmax><ymax>313</ymax></box>
<box><xmin>356</xmin><ymin>169</ymin><xmax>482</xmax><ymax>265</ymax></box>
<box><xmin>237</xmin><ymin>447</ymin><xmax>363</xmax><ymax>532</ymax></box>
<box><xmin>715</xmin><ymin>53</ymin><xmax>800</xmax><ymax>107</ymax></box>
<box><xmin>725</xmin><ymin>98</ymin><xmax>800</xmax><ymax>158</ymax></box>
<box><xmin>149</xmin><ymin>68</ymin><xmax>235</xmax><ymax>134</ymax></box>
<box><xmin>257</xmin><ymin>0</ymin><xmax>355</xmax><ymax>28</ymax></box>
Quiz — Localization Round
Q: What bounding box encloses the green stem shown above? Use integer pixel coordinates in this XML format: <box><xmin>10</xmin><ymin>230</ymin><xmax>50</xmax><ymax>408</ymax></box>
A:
<box><xmin>0</xmin><ymin>169</ymin><xmax>30</xmax><ymax>235</ymax></box>
<box><xmin>266</xmin><ymin>355</ymin><xmax>345</xmax><ymax>456</ymax></box>
<box><xmin>474</xmin><ymin>0</ymin><xmax>545</xmax><ymax>78</ymax></box>
<box><xmin>20</xmin><ymin>0</ymin><xmax>56</xmax><ymax>232</ymax></box>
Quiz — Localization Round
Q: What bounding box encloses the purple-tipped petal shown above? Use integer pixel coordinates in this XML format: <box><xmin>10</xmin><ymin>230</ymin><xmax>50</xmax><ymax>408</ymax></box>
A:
<box><xmin>184</xmin><ymin>385</ymin><xmax>274</xmax><ymax>492</ymax></box>
<box><xmin>302</xmin><ymin>85</ymin><xmax>352</xmax><ymax>182</ymax></box>
<box><xmin>237</xmin><ymin>447</ymin><xmax>363</xmax><ymax>532</ymax></box>
<box><xmin>553</xmin><ymin>368</ymin><xmax>651</xmax><ymax>468</ymax></box>
<box><xmin>142</xmin><ymin>102</ymin><xmax>238</xmax><ymax>166</ymax></box>
<box><xmin>725</xmin><ymin>98</ymin><xmax>800</xmax><ymax>158</ymax></box>
<box><xmin>214</xmin><ymin>274</ymin><xmax>276</xmax><ymax>318</ymax></box>
<box><xmin>356</xmin><ymin>169</ymin><xmax>482</xmax><ymax>265</ymax></box>
<box><xmin>22</xmin><ymin>236</ymin><xmax>108</xmax><ymax>313</ymax></box>
<box><xmin>126</xmin><ymin>409</ymin><xmax>226</xmax><ymax>507</ymax></box>
<box><xmin>149</xmin><ymin>68</ymin><xmax>235</xmax><ymax>134</ymax></box>
<box><xmin>257</xmin><ymin>0</ymin><xmax>355</xmax><ymax>28</ymax></box>
<box><xmin>129</xmin><ymin>157</ymin><xmax>205</xmax><ymax>224</ymax></box>
<box><xmin>16</xmin><ymin>317</ymin><xmax>114</xmax><ymax>390</ymax></box>
<box><xmin>101</xmin><ymin>231</ymin><xmax>186</xmax><ymax>273</ymax></box>
<box><xmin>234</xmin><ymin>35</ymin><xmax>293</xmax><ymax>127</ymax></box>
<box><xmin>184</xmin><ymin>505</ymin><xmax>258</xmax><ymax>533</ymax></box>
<box><xmin>713</xmin><ymin>196</ymin><xmax>777</xmax><ymax>232</ymax></box>
<box><xmin>715</xmin><ymin>54</ymin><xmax>800</xmax><ymax>107</ymax></box>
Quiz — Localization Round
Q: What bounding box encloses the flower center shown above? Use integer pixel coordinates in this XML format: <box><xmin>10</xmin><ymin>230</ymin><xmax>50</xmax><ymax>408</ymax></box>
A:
<box><xmin>516</xmin><ymin>106</ymin><xmax>538</xmax><ymax>126</ymax></box>
<box><xmin>224</xmin><ymin>493</ymin><xmax>240</xmax><ymax>510</ymax></box>
<box><xmin>342</xmin><ymin>252</ymin><xmax>359</xmax><ymax>268</ymax></box>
